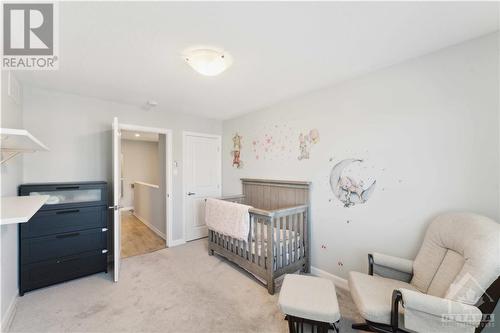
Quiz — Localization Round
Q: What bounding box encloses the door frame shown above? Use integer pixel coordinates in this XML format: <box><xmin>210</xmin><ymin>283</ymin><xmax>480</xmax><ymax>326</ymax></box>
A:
<box><xmin>182</xmin><ymin>131</ymin><xmax>222</xmax><ymax>242</ymax></box>
<box><xmin>119</xmin><ymin>123</ymin><xmax>174</xmax><ymax>247</ymax></box>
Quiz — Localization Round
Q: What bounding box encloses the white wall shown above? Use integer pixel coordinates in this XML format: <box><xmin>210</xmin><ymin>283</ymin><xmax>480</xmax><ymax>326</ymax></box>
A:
<box><xmin>22</xmin><ymin>87</ymin><xmax>222</xmax><ymax>241</ymax></box>
<box><xmin>134</xmin><ymin>183</ymin><xmax>165</xmax><ymax>237</ymax></box>
<box><xmin>121</xmin><ymin>139</ymin><xmax>159</xmax><ymax>208</ymax></box>
<box><xmin>222</xmin><ymin>33</ymin><xmax>499</xmax><ymax>280</ymax></box>
<box><xmin>0</xmin><ymin>72</ymin><xmax>23</xmax><ymax>328</ymax></box>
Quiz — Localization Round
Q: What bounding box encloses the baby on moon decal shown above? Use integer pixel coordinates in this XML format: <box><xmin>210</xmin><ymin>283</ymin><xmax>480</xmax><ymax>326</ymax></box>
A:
<box><xmin>330</xmin><ymin>159</ymin><xmax>376</xmax><ymax>207</ymax></box>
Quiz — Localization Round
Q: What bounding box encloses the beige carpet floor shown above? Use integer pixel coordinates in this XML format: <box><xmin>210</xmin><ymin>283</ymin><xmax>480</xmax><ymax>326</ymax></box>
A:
<box><xmin>8</xmin><ymin>240</ymin><xmax>363</xmax><ymax>333</ymax></box>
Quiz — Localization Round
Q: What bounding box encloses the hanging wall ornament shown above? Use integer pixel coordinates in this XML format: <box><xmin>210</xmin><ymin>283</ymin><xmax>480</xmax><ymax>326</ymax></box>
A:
<box><xmin>232</xmin><ymin>133</ymin><xmax>243</xmax><ymax>168</ymax></box>
<box><xmin>329</xmin><ymin>158</ymin><xmax>376</xmax><ymax>207</ymax></box>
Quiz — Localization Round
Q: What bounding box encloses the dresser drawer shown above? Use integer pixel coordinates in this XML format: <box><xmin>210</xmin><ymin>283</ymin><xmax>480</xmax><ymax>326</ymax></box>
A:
<box><xmin>19</xmin><ymin>182</ymin><xmax>107</xmax><ymax>210</ymax></box>
<box><xmin>20</xmin><ymin>206</ymin><xmax>107</xmax><ymax>239</ymax></box>
<box><xmin>20</xmin><ymin>250</ymin><xmax>107</xmax><ymax>295</ymax></box>
<box><xmin>21</xmin><ymin>228</ymin><xmax>107</xmax><ymax>264</ymax></box>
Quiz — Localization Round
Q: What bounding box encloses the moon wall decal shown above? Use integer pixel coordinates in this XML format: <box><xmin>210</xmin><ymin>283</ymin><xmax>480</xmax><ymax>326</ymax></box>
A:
<box><xmin>329</xmin><ymin>159</ymin><xmax>376</xmax><ymax>207</ymax></box>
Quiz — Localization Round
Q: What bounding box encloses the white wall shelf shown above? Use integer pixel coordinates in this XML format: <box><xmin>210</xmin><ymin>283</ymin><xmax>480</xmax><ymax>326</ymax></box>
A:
<box><xmin>0</xmin><ymin>195</ymin><xmax>49</xmax><ymax>225</ymax></box>
<box><xmin>0</xmin><ymin>128</ymin><xmax>49</xmax><ymax>164</ymax></box>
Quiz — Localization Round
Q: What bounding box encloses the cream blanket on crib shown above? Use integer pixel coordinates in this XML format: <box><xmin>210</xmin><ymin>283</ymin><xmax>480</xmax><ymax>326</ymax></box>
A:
<box><xmin>205</xmin><ymin>198</ymin><xmax>252</xmax><ymax>241</ymax></box>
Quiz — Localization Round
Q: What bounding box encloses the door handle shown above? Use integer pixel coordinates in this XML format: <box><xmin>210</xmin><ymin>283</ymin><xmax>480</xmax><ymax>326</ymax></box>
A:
<box><xmin>108</xmin><ymin>205</ymin><xmax>122</xmax><ymax>210</ymax></box>
<box><xmin>187</xmin><ymin>192</ymin><xmax>196</xmax><ymax>196</ymax></box>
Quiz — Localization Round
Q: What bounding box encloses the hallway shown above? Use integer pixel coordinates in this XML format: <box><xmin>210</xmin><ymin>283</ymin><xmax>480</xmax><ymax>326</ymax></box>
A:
<box><xmin>121</xmin><ymin>211</ymin><xmax>166</xmax><ymax>258</ymax></box>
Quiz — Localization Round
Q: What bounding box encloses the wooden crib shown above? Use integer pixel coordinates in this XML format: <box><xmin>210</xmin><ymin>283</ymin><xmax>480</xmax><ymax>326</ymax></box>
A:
<box><xmin>208</xmin><ymin>178</ymin><xmax>310</xmax><ymax>294</ymax></box>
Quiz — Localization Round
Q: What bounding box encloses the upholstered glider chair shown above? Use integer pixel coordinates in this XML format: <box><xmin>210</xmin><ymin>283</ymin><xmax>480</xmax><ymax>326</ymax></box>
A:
<box><xmin>348</xmin><ymin>212</ymin><xmax>500</xmax><ymax>333</ymax></box>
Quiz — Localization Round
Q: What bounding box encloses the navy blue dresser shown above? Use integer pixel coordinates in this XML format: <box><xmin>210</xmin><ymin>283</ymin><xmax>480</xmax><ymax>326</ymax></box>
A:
<box><xmin>18</xmin><ymin>182</ymin><xmax>108</xmax><ymax>295</ymax></box>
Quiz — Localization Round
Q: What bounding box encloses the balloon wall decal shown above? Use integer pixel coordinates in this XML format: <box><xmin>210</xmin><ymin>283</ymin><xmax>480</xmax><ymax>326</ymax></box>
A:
<box><xmin>298</xmin><ymin>128</ymin><xmax>320</xmax><ymax>160</ymax></box>
<box><xmin>330</xmin><ymin>158</ymin><xmax>376</xmax><ymax>207</ymax></box>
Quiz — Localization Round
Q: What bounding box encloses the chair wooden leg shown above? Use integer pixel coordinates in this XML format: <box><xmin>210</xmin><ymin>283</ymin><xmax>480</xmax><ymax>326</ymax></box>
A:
<box><xmin>352</xmin><ymin>322</ymin><xmax>375</xmax><ymax>332</ymax></box>
<box><xmin>267</xmin><ymin>279</ymin><xmax>275</xmax><ymax>294</ymax></box>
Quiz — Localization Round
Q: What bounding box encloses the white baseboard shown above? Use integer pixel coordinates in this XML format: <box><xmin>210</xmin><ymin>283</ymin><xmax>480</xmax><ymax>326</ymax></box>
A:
<box><xmin>120</xmin><ymin>206</ymin><xmax>134</xmax><ymax>212</ymax></box>
<box><xmin>311</xmin><ymin>266</ymin><xmax>349</xmax><ymax>291</ymax></box>
<box><xmin>1</xmin><ymin>294</ymin><xmax>17</xmax><ymax>332</ymax></box>
<box><xmin>168</xmin><ymin>239</ymin><xmax>186</xmax><ymax>247</ymax></box>
<box><xmin>133</xmin><ymin>213</ymin><xmax>166</xmax><ymax>240</ymax></box>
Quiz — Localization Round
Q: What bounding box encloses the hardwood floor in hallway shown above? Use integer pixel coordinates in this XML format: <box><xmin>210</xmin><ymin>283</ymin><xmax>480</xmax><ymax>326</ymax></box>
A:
<box><xmin>121</xmin><ymin>211</ymin><xmax>166</xmax><ymax>258</ymax></box>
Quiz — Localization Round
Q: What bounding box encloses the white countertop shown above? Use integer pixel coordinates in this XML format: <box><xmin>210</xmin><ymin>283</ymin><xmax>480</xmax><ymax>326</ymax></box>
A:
<box><xmin>0</xmin><ymin>195</ymin><xmax>49</xmax><ymax>225</ymax></box>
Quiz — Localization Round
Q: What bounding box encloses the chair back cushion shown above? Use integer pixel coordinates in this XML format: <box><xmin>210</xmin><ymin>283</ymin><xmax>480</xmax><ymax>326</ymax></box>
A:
<box><xmin>411</xmin><ymin>212</ymin><xmax>500</xmax><ymax>305</ymax></box>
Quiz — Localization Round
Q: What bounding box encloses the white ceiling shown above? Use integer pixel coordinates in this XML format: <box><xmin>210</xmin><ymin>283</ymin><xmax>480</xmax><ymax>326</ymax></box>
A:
<box><xmin>16</xmin><ymin>2</ymin><xmax>499</xmax><ymax>120</ymax></box>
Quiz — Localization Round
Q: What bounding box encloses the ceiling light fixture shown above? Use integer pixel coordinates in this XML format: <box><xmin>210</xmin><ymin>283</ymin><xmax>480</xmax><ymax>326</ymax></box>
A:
<box><xmin>135</xmin><ymin>133</ymin><xmax>141</xmax><ymax>137</ymax></box>
<box><xmin>184</xmin><ymin>48</ymin><xmax>232</xmax><ymax>76</ymax></box>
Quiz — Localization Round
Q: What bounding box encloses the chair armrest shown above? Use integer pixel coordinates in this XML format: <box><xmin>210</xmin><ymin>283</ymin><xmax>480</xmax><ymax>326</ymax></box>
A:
<box><xmin>370</xmin><ymin>252</ymin><xmax>413</xmax><ymax>274</ymax></box>
<box><xmin>396</xmin><ymin>288</ymin><xmax>482</xmax><ymax>332</ymax></box>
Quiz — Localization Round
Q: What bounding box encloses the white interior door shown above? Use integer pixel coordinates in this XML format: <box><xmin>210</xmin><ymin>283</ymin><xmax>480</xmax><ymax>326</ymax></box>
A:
<box><xmin>112</xmin><ymin>117</ymin><xmax>122</xmax><ymax>282</ymax></box>
<box><xmin>184</xmin><ymin>133</ymin><xmax>221</xmax><ymax>241</ymax></box>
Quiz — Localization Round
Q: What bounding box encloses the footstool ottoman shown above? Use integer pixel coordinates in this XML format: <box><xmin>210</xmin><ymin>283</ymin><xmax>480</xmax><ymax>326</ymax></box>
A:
<box><xmin>278</xmin><ymin>274</ymin><xmax>340</xmax><ymax>333</ymax></box>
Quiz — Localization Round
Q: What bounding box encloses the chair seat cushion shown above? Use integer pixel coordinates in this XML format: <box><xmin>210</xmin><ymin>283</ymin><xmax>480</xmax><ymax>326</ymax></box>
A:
<box><xmin>348</xmin><ymin>271</ymin><xmax>419</xmax><ymax>325</ymax></box>
<box><xmin>278</xmin><ymin>274</ymin><xmax>340</xmax><ymax>323</ymax></box>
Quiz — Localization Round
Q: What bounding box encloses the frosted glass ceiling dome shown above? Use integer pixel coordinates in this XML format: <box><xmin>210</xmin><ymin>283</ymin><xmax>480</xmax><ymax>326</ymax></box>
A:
<box><xmin>184</xmin><ymin>48</ymin><xmax>233</xmax><ymax>76</ymax></box>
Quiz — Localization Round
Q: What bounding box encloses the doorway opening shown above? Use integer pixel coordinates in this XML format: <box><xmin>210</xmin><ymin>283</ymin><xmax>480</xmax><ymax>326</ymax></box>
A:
<box><xmin>118</xmin><ymin>124</ymin><xmax>173</xmax><ymax>260</ymax></box>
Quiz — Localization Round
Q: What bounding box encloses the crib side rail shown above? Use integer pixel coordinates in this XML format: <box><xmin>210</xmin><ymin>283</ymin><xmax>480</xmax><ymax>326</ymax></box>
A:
<box><xmin>269</xmin><ymin>205</ymin><xmax>308</xmax><ymax>273</ymax></box>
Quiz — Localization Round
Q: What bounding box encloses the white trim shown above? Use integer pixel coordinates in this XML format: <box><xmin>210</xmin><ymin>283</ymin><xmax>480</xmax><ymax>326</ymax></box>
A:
<box><xmin>169</xmin><ymin>238</ymin><xmax>186</xmax><ymax>247</ymax></box>
<box><xmin>118</xmin><ymin>123</ymin><xmax>174</xmax><ymax>248</ymax></box>
<box><xmin>182</xmin><ymin>131</ymin><xmax>222</xmax><ymax>242</ymax></box>
<box><xmin>119</xmin><ymin>123</ymin><xmax>170</xmax><ymax>135</ymax></box>
<box><xmin>165</xmin><ymin>130</ymin><xmax>173</xmax><ymax>247</ymax></box>
<box><xmin>1</xmin><ymin>294</ymin><xmax>17</xmax><ymax>332</ymax></box>
<box><xmin>120</xmin><ymin>206</ymin><xmax>133</xmax><ymax>212</ymax></box>
<box><xmin>182</xmin><ymin>131</ymin><xmax>222</xmax><ymax>139</ymax></box>
<box><xmin>311</xmin><ymin>266</ymin><xmax>350</xmax><ymax>291</ymax></box>
<box><xmin>133</xmin><ymin>212</ymin><xmax>166</xmax><ymax>240</ymax></box>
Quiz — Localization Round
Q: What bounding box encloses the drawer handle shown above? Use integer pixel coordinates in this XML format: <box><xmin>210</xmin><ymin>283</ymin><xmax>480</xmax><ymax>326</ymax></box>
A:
<box><xmin>56</xmin><ymin>257</ymin><xmax>79</xmax><ymax>264</ymax></box>
<box><xmin>55</xmin><ymin>186</ymin><xmax>80</xmax><ymax>190</ymax></box>
<box><xmin>56</xmin><ymin>232</ymin><xmax>80</xmax><ymax>239</ymax></box>
<box><xmin>56</xmin><ymin>209</ymin><xmax>80</xmax><ymax>215</ymax></box>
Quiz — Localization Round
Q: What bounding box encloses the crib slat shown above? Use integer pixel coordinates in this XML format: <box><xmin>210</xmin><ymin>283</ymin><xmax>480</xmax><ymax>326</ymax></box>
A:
<box><xmin>247</xmin><ymin>216</ymin><xmax>252</xmax><ymax>260</ymax></box>
<box><xmin>256</xmin><ymin>217</ymin><xmax>260</xmax><ymax>266</ymax></box>
<box><xmin>276</xmin><ymin>217</ymin><xmax>281</xmax><ymax>269</ymax></box>
<box><xmin>281</xmin><ymin>216</ymin><xmax>286</xmax><ymax>268</ymax></box>
<box><xmin>291</xmin><ymin>214</ymin><xmax>295</xmax><ymax>263</ymax></box>
<box><xmin>302</xmin><ymin>210</ymin><xmax>310</xmax><ymax>260</ymax></box>
<box><xmin>253</xmin><ymin>215</ymin><xmax>258</xmax><ymax>264</ymax></box>
<box><xmin>287</xmin><ymin>215</ymin><xmax>292</xmax><ymax>265</ymax></box>
<box><xmin>293</xmin><ymin>214</ymin><xmax>299</xmax><ymax>262</ymax></box>
<box><xmin>299</xmin><ymin>213</ymin><xmax>304</xmax><ymax>258</ymax></box>
<box><xmin>288</xmin><ymin>217</ymin><xmax>292</xmax><ymax>264</ymax></box>
<box><xmin>255</xmin><ymin>218</ymin><xmax>262</xmax><ymax>266</ymax></box>
<box><xmin>259</xmin><ymin>219</ymin><xmax>266</xmax><ymax>267</ymax></box>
